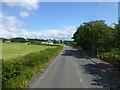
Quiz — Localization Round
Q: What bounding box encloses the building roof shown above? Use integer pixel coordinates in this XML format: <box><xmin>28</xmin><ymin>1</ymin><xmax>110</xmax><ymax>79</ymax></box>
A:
<box><xmin>47</xmin><ymin>40</ymin><xmax>53</xmax><ymax>43</ymax></box>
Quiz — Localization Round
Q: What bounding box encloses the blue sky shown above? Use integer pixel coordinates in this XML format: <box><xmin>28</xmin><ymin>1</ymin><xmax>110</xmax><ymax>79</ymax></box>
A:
<box><xmin>118</xmin><ymin>1</ymin><xmax>120</xmax><ymax>22</ymax></box>
<box><xmin>1</xmin><ymin>2</ymin><xmax>118</xmax><ymax>40</ymax></box>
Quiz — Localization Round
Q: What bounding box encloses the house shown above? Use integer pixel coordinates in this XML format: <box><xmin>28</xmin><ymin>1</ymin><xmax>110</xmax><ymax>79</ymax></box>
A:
<box><xmin>41</xmin><ymin>42</ymin><xmax>47</xmax><ymax>45</ymax></box>
<box><xmin>47</xmin><ymin>40</ymin><xmax>53</xmax><ymax>45</ymax></box>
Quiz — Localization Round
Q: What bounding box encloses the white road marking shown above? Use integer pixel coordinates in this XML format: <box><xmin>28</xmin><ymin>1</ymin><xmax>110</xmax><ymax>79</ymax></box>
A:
<box><xmin>77</xmin><ymin>70</ymin><xmax>83</xmax><ymax>82</ymax></box>
<box><xmin>73</xmin><ymin>61</ymin><xmax>85</xmax><ymax>88</ymax></box>
<box><xmin>74</xmin><ymin>63</ymin><xmax>77</xmax><ymax>68</ymax></box>
<box><xmin>73</xmin><ymin>61</ymin><xmax>83</xmax><ymax>83</ymax></box>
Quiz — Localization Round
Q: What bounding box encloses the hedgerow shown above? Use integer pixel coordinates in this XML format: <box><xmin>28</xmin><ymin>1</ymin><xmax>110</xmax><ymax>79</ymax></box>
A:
<box><xmin>2</xmin><ymin>46</ymin><xmax>63</xmax><ymax>88</ymax></box>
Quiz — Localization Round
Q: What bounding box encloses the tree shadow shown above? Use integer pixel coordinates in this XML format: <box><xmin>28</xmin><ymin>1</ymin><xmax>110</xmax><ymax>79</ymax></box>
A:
<box><xmin>61</xmin><ymin>48</ymin><xmax>120</xmax><ymax>89</ymax></box>
<box><xmin>61</xmin><ymin>49</ymin><xmax>90</xmax><ymax>59</ymax></box>
<box><xmin>81</xmin><ymin>63</ymin><xmax>120</xmax><ymax>89</ymax></box>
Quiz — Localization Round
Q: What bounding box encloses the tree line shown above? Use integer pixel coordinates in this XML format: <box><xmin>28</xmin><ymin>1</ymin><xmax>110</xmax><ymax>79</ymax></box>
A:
<box><xmin>1</xmin><ymin>37</ymin><xmax>61</xmax><ymax>44</ymax></box>
<box><xmin>65</xmin><ymin>20</ymin><xmax>119</xmax><ymax>57</ymax></box>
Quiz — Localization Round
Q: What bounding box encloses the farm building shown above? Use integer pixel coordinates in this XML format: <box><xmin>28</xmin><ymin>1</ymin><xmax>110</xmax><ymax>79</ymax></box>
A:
<box><xmin>41</xmin><ymin>42</ymin><xmax>47</xmax><ymax>45</ymax></box>
<box><xmin>41</xmin><ymin>40</ymin><xmax>54</xmax><ymax>45</ymax></box>
<box><xmin>47</xmin><ymin>40</ymin><xmax>53</xmax><ymax>45</ymax></box>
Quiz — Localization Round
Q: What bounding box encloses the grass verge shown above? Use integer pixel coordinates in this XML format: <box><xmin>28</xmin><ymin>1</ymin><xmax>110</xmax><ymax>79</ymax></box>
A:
<box><xmin>2</xmin><ymin>46</ymin><xmax>63</xmax><ymax>88</ymax></box>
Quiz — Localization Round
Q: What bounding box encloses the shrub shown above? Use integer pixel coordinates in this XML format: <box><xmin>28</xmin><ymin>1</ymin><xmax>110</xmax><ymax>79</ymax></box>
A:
<box><xmin>10</xmin><ymin>37</ymin><xmax>26</xmax><ymax>43</ymax></box>
<box><xmin>2</xmin><ymin>46</ymin><xmax>63</xmax><ymax>88</ymax></box>
<box><xmin>28</xmin><ymin>41</ymin><xmax>41</xmax><ymax>45</ymax></box>
<box><xmin>100</xmin><ymin>48</ymin><xmax>120</xmax><ymax>60</ymax></box>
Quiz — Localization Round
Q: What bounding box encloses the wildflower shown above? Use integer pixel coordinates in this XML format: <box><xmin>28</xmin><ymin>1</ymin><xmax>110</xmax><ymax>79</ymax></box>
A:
<box><xmin>21</xmin><ymin>80</ymin><xmax>27</xmax><ymax>85</ymax></box>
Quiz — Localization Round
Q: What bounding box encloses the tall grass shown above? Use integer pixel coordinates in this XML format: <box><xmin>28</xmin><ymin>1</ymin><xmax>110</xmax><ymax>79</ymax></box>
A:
<box><xmin>2</xmin><ymin>46</ymin><xmax>63</xmax><ymax>88</ymax></box>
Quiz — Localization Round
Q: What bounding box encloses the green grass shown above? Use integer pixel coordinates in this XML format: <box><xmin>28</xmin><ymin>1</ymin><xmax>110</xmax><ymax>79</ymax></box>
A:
<box><xmin>2</xmin><ymin>42</ymin><xmax>57</xmax><ymax>60</ymax></box>
<box><xmin>54</xmin><ymin>43</ymin><xmax>62</xmax><ymax>46</ymax></box>
<box><xmin>100</xmin><ymin>48</ymin><xmax>120</xmax><ymax>60</ymax></box>
<box><xmin>2</xmin><ymin>42</ymin><xmax>63</xmax><ymax>88</ymax></box>
<box><xmin>102</xmin><ymin>52</ymin><xmax>120</xmax><ymax>60</ymax></box>
<box><xmin>3</xmin><ymin>46</ymin><xmax>63</xmax><ymax>88</ymax></box>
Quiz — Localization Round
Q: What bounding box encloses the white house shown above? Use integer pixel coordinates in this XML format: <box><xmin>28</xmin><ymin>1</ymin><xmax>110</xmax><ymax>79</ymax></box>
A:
<box><xmin>47</xmin><ymin>40</ymin><xmax>53</xmax><ymax>45</ymax></box>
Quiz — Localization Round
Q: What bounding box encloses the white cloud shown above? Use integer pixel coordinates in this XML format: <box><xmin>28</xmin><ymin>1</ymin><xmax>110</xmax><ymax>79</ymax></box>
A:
<box><xmin>19</xmin><ymin>11</ymin><xmax>29</xmax><ymax>17</ymax></box>
<box><xmin>0</xmin><ymin>12</ymin><xmax>76</xmax><ymax>40</ymax></box>
<box><xmin>3</xmin><ymin>0</ymin><xmax>39</xmax><ymax>17</ymax></box>
<box><xmin>33</xmin><ymin>26</ymin><xmax>76</xmax><ymax>40</ymax></box>
<box><xmin>2</xmin><ymin>0</ymin><xmax>119</xmax><ymax>2</ymax></box>
<box><xmin>1</xmin><ymin>12</ymin><xmax>24</xmax><ymax>28</ymax></box>
<box><xmin>3</xmin><ymin>0</ymin><xmax>39</xmax><ymax>11</ymax></box>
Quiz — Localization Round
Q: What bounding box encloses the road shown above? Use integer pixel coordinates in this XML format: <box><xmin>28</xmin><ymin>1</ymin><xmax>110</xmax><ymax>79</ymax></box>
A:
<box><xmin>32</xmin><ymin>45</ymin><xmax>119</xmax><ymax>88</ymax></box>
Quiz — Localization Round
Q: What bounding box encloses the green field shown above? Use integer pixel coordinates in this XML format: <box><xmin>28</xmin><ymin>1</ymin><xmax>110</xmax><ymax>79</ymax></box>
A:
<box><xmin>2</xmin><ymin>42</ymin><xmax>57</xmax><ymax>60</ymax></box>
<box><xmin>2</xmin><ymin>42</ymin><xmax>63</xmax><ymax>88</ymax></box>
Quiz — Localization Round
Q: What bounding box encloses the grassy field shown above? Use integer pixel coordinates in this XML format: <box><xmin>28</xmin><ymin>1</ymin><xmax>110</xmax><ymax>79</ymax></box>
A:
<box><xmin>2</xmin><ymin>42</ymin><xmax>57</xmax><ymax>60</ymax></box>
<box><xmin>2</xmin><ymin>42</ymin><xmax>63</xmax><ymax>88</ymax></box>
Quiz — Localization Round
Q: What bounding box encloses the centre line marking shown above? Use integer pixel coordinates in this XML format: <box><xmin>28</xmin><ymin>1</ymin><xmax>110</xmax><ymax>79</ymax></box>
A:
<box><xmin>74</xmin><ymin>61</ymin><xmax>83</xmax><ymax>83</ymax></box>
<box><xmin>77</xmin><ymin>70</ymin><xmax>83</xmax><ymax>82</ymax></box>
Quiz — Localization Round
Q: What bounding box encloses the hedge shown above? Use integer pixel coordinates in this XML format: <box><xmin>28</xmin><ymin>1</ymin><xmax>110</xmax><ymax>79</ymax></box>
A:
<box><xmin>2</xmin><ymin>46</ymin><xmax>63</xmax><ymax>88</ymax></box>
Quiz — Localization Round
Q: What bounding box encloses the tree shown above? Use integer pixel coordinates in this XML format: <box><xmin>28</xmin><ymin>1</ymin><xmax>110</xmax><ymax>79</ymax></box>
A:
<box><xmin>53</xmin><ymin>39</ymin><xmax>59</xmax><ymax>43</ymax></box>
<box><xmin>73</xmin><ymin>20</ymin><xmax>115</xmax><ymax>55</ymax></box>
<box><xmin>1</xmin><ymin>38</ymin><xmax>9</xmax><ymax>42</ymax></box>
<box><xmin>63</xmin><ymin>40</ymin><xmax>76</xmax><ymax>47</ymax></box>
<box><xmin>113</xmin><ymin>23</ymin><xmax>120</xmax><ymax>48</ymax></box>
<box><xmin>10</xmin><ymin>37</ymin><xmax>26</xmax><ymax>43</ymax></box>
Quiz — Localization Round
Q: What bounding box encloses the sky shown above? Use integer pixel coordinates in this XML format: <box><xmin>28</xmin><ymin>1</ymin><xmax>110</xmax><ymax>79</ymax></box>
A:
<box><xmin>118</xmin><ymin>1</ymin><xmax>120</xmax><ymax>23</ymax></box>
<box><xmin>0</xmin><ymin>1</ymin><xmax>118</xmax><ymax>40</ymax></box>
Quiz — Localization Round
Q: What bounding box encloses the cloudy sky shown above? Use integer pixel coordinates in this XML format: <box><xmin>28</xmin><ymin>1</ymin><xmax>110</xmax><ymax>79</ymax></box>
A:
<box><xmin>0</xmin><ymin>1</ymin><xmax>118</xmax><ymax>40</ymax></box>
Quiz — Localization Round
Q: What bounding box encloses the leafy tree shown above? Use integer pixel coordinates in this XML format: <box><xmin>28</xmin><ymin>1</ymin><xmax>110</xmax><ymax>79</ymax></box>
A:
<box><xmin>73</xmin><ymin>20</ymin><xmax>115</xmax><ymax>56</ymax></box>
<box><xmin>53</xmin><ymin>39</ymin><xmax>59</xmax><ymax>43</ymax></box>
<box><xmin>112</xmin><ymin>23</ymin><xmax>120</xmax><ymax>48</ymax></box>
<box><xmin>10</xmin><ymin>37</ymin><xmax>26</xmax><ymax>43</ymax></box>
<box><xmin>63</xmin><ymin>40</ymin><xmax>76</xmax><ymax>47</ymax></box>
<box><xmin>1</xmin><ymin>38</ymin><xmax>9</xmax><ymax>42</ymax></box>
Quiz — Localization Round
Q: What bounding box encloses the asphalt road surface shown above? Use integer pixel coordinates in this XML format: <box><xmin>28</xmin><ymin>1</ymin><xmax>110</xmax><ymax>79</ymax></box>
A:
<box><xmin>32</xmin><ymin>45</ymin><xmax>119</xmax><ymax>88</ymax></box>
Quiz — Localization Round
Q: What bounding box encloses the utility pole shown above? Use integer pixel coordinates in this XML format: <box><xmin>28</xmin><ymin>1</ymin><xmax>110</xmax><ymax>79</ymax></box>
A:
<box><xmin>93</xmin><ymin>34</ymin><xmax>94</xmax><ymax>57</ymax></box>
<box><xmin>91</xmin><ymin>23</ymin><xmax>95</xmax><ymax>57</ymax></box>
<box><xmin>97</xmin><ymin>48</ymin><xmax>98</xmax><ymax>56</ymax></box>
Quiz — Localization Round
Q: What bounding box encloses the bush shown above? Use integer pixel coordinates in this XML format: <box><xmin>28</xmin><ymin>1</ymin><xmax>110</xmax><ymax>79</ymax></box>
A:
<box><xmin>28</xmin><ymin>41</ymin><xmax>41</xmax><ymax>45</ymax></box>
<box><xmin>101</xmin><ymin>48</ymin><xmax>120</xmax><ymax>60</ymax></box>
<box><xmin>10</xmin><ymin>37</ymin><xmax>26</xmax><ymax>43</ymax></box>
<box><xmin>2</xmin><ymin>46</ymin><xmax>63</xmax><ymax>88</ymax></box>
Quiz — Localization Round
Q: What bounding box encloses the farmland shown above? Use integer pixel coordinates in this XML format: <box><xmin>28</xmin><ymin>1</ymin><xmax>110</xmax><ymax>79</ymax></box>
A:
<box><xmin>2</xmin><ymin>42</ymin><xmax>63</xmax><ymax>88</ymax></box>
<box><xmin>2</xmin><ymin>42</ymin><xmax>57</xmax><ymax>60</ymax></box>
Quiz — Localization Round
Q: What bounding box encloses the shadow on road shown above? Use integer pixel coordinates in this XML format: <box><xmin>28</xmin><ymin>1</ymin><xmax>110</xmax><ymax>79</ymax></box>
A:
<box><xmin>61</xmin><ymin>48</ymin><xmax>120</xmax><ymax>89</ymax></box>
<box><xmin>82</xmin><ymin>63</ymin><xmax>120</xmax><ymax>89</ymax></box>
<box><xmin>61</xmin><ymin>49</ymin><xmax>90</xmax><ymax>59</ymax></box>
